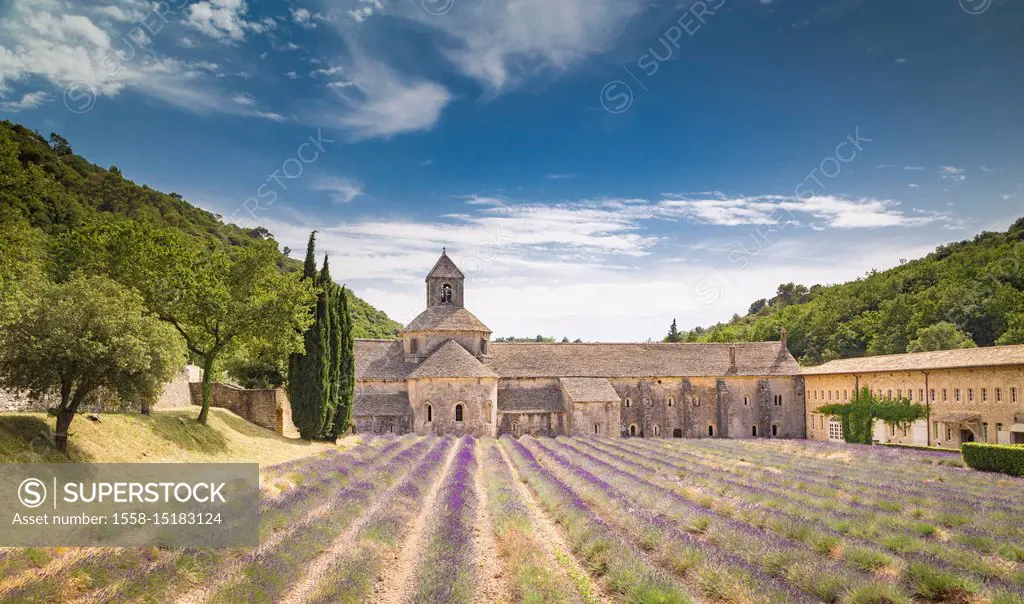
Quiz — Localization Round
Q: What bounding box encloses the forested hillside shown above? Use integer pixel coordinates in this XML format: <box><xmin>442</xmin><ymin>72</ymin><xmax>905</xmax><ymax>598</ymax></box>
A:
<box><xmin>0</xmin><ymin>121</ymin><xmax>401</xmax><ymax>339</ymax></box>
<box><xmin>677</xmin><ymin>220</ymin><xmax>1024</xmax><ymax>365</ymax></box>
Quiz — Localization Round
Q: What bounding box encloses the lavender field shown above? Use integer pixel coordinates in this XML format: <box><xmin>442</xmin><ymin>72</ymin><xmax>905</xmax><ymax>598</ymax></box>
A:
<box><xmin>1</xmin><ymin>436</ymin><xmax>1023</xmax><ymax>603</ymax></box>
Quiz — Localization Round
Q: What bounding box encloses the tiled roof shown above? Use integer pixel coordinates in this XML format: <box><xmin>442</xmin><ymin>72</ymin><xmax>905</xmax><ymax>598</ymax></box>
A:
<box><xmin>425</xmin><ymin>251</ymin><xmax>464</xmax><ymax>280</ymax></box>
<box><xmin>560</xmin><ymin>377</ymin><xmax>620</xmax><ymax>403</ymax></box>
<box><xmin>407</xmin><ymin>340</ymin><xmax>500</xmax><ymax>380</ymax></box>
<box><xmin>353</xmin><ymin>392</ymin><xmax>412</xmax><ymax>417</ymax></box>
<box><xmin>355</xmin><ymin>340</ymin><xmax>415</xmax><ymax>380</ymax></box>
<box><xmin>800</xmin><ymin>344</ymin><xmax>1024</xmax><ymax>375</ymax></box>
<box><xmin>498</xmin><ymin>387</ymin><xmax>565</xmax><ymax>412</ymax></box>
<box><xmin>404</xmin><ymin>305</ymin><xmax>491</xmax><ymax>333</ymax></box>
<box><xmin>485</xmin><ymin>342</ymin><xmax>798</xmax><ymax>378</ymax></box>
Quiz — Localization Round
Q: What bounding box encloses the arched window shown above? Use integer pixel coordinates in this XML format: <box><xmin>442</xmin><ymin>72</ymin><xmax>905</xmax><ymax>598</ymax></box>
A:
<box><xmin>743</xmin><ymin>396</ymin><xmax>749</xmax><ymax>406</ymax></box>
<box><xmin>667</xmin><ymin>396</ymin><xmax>675</xmax><ymax>407</ymax></box>
<box><xmin>652</xmin><ymin>425</ymin><xmax>660</xmax><ymax>436</ymax></box>
<box><xmin>455</xmin><ymin>403</ymin><xmax>464</xmax><ymax>422</ymax></box>
<box><xmin>708</xmin><ymin>425</ymin><xmax>714</xmax><ymax>437</ymax></box>
<box><xmin>629</xmin><ymin>424</ymin><xmax>637</xmax><ymax>436</ymax></box>
<box><xmin>752</xmin><ymin>425</ymin><xmax>758</xmax><ymax>437</ymax></box>
<box><xmin>594</xmin><ymin>423</ymin><xmax>600</xmax><ymax>435</ymax></box>
<box><xmin>441</xmin><ymin>283</ymin><xmax>452</xmax><ymax>304</ymax></box>
<box><xmin>624</xmin><ymin>397</ymin><xmax>632</xmax><ymax>408</ymax></box>
<box><xmin>426</xmin><ymin>404</ymin><xmax>433</xmax><ymax>423</ymax></box>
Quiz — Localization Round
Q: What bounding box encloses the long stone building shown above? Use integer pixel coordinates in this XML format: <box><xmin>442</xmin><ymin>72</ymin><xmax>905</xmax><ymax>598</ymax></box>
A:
<box><xmin>353</xmin><ymin>251</ymin><xmax>806</xmax><ymax>438</ymax></box>
<box><xmin>804</xmin><ymin>347</ymin><xmax>1024</xmax><ymax>447</ymax></box>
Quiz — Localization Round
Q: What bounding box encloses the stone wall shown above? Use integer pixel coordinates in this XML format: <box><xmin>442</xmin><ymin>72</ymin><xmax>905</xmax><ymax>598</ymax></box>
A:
<box><xmin>189</xmin><ymin>383</ymin><xmax>296</xmax><ymax>437</ymax></box>
<box><xmin>408</xmin><ymin>377</ymin><xmax>497</xmax><ymax>437</ymax></box>
<box><xmin>0</xmin><ymin>389</ymin><xmax>50</xmax><ymax>413</ymax></box>
<box><xmin>805</xmin><ymin>366</ymin><xmax>1024</xmax><ymax>447</ymax></box>
<box><xmin>152</xmin><ymin>366</ymin><xmax>193</xmax><ymax>410</ymax></box>
<box><xmin>497</xmin><ymin>411</ymin><xmax>566</xmax><ymax>437</ymax></box>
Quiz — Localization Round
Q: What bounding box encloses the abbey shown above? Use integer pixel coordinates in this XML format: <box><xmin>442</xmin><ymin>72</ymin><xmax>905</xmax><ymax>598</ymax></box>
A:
<box><xmin>353</xmin><ymin>251</ymin><xmax>807</xmax><ymax>438</ymax></box>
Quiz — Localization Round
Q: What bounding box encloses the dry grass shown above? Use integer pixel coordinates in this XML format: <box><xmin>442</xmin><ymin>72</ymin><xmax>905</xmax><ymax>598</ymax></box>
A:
<box><xmin>0</xmin><ymin>408</ymin><xmax>344</xmax><ymax>465</ymax></box>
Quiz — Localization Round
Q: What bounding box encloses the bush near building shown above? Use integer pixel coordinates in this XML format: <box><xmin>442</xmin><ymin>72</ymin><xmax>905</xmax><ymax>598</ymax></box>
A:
<box><xmin>961</xmin><ymin>442</ymin><xmax>1024</xmax><ymax>476</ymax></box>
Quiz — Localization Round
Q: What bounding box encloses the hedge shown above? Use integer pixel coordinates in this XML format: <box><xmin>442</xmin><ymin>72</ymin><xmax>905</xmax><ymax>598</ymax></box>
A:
<box><xmin>961</xmin><ymin>442</ymin><xmax>1024</xmax><ymax>477</ymax></box>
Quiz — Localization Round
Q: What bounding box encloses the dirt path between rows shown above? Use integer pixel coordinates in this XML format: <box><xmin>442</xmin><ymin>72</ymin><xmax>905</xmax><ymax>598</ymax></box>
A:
<box><xmin>472</xmin><ymin>440</ymin><xmax>507</xmax><ymax>603</ymax></box>
<box><xmin>279</xmin><ymin>445</ymin><xmax>431</xmax><ymax>604</ymax></box>
<box><xmin>374</xmin><ymin>441</ymin><xmax>460</xmax><ymax>604</ymax></box>
<box><xmin>497</xmin><ymin>441</ymin><xmax>614</xmax><ymax>604</ymax></box>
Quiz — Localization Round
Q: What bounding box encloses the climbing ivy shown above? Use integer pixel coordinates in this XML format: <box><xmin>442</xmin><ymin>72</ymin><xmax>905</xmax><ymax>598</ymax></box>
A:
<box><xmin>817</xmin><ymin>387</ymin><xmax>927</xmax><ymax>445</ymax></box>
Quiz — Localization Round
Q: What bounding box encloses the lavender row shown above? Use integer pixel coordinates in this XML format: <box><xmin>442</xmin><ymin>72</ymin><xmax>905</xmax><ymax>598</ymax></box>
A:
<box><xmin>307</xmin><ymin>437</ymin><xmax>455</xmax><ymax>604</ymax></box>
<box><xmin>499</xmin><ymin>436</ymin><xmax>692</xmax><ymax>604</ymax></box>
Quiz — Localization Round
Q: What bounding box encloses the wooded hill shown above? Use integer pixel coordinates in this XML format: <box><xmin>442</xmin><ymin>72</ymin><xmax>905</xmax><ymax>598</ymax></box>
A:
<box><xmin>0</xmin><ymin>120</ymin><xmax>401</xmax><ymax>339</ymax></box>
<box><xmin>679</xmin><ymin>219</ymin><xmax>1024</xmax><ymax>365</ymax></box>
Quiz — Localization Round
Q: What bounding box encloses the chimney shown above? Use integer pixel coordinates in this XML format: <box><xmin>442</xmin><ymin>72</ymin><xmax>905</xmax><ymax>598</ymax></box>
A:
<box><xmin>780</xmin><ymin>327</ymin><xmax>789</xmax><ymax>349</ymax></box>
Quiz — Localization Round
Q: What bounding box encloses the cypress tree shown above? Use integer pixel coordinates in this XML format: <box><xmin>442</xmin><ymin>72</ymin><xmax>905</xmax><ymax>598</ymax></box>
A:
<box><xmin>318</xmin><ymin>257</ymin><xmax>343</xmax><ymax>439</ymax></box>
<box><xmin>331</xmin><ymin>285</ymin><xmax>355</xmax><ymax>439</ymax></box>
<box><xmin>288</xmin><ymin>232</ymin><xmax>330</xmax><ymax>440</ymax></box>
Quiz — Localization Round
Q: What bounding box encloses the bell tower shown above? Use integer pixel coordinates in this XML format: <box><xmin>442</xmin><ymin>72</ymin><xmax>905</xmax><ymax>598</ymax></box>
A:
<box><xmin>425</xmin><ymin>248</ymin><xmax>465</xmax><ymax>309</ymax></box>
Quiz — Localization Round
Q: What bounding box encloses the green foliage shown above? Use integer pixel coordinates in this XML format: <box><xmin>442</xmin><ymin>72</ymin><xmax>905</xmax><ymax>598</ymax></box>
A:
<box><xmin>961</xmin><ymin>442</ymin><xmax>1024</xmax><ymax>476</ymax></box>
<box><xmin>0</xmin><ymin>120</ymin><xmax>401</xmax><ymax>339</ymax></box>
<box><xmin>679</xmin><ymin>220</ymin><xmax>1024</xmax><ymax>364</ymax></box>
<box><xmin>817</xmin><ymin>388</ymin><xmax>926</xmax><ymax>444</ymax></box>
<box><xmin>330</xmin><ymin>285</ymin><xmax>356</xmax><ymax>439</ymax></box>
<box><xmin>906</xmin><ymin>322</ymin><xmax>976</xmax><ymax>352</ymax></box>
<box><xmin>0</xmin><ymin>273</ymin><xmax>185</xmax><ymax>451</ymax></box>
<box><xmin>665</xmin><ymin>318</ymin><xmax>683</xmax><ymax>342</ymax></box>
<box><xmin>288</xmin><ymin>234</ymin><xmax>330</xmax><ymax>440</ymax></box>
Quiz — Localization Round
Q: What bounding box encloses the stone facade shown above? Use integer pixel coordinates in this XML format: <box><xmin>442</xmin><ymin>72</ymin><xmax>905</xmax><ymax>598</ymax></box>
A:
<box><xmin>353</xmin><ymin>251</ymin><xmax>805</xmax><ymax>439</ymax></box>
<box><xmin>189</xmin><ymin>382</ymin><xmax>296</xmax><ymax>437</ymax></box>
<box><xmin>804</xmin><ymin>348</ymin><xmax>1024</xmax><ymax>447</ymax></box>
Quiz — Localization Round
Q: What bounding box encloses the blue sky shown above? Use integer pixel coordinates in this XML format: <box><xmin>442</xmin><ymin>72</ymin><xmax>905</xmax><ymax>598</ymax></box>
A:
<box><xmin>1</xmin><ymin>0</ymin><xmax>1022</xmax><ymax>341</ymax></box>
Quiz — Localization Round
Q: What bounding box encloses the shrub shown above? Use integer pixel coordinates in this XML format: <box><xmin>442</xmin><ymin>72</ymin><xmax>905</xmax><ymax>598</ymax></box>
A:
<box><xmin>961</xmin><ymin>442</ymin><xmax>1024</xmax><ymax>476</ymax></box>
<box><xmin>906</xmin><ymin>562</ymin><xmax>980</xmax><ymax>602</ymax></box>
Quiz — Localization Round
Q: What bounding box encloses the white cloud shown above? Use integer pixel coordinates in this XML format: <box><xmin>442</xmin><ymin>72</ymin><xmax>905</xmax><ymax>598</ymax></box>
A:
<box><xmin>0</xmin><ymin>91</ymin><xmax>49</xmax><ymax>111</ymax></box>
<box><xmin>908</xmin><ymin>183</ymin><xmax>920</xmax><ymax>189</ymax></box>
<box><xmin>940</xmin><ymin>166</ymin><xmax>966</xmax><ymax>182</ymax></box>
<box><xmin>904</xmin><ymin>166</ymin><xmax>925</xmax><ymax>171</ymax></box>
<box><xmin>312</xmin><ymin>177</ymin><xmax>364</xmax><ymax>203</ymax></box>
<box><xmin>347</xmin><ymin>0</ymin><xmax>383</xmax><ymax>23</ymax></box>
<box><xmin>311</xmin><ymin>65</ymin><xmax>344</xmax><ymax>77</ymax></box>
<box><xmin>184</xmin><ymin>0</ymin><xmax>266</xmax><ymax>42</ymax></box>
<box><xmin>980</xmin><ymin>165</ymin><xmax>996</xmax><ymax>173</ymax></box>
<box><xmin>291</xmin><ymin>7</ymin><xmax>327</xmax><ymax>28</ymax></box>
<box><xmin>325</xmin><ymin>57</ymin><xmax>451</xmax><ymax>139</ymax></box>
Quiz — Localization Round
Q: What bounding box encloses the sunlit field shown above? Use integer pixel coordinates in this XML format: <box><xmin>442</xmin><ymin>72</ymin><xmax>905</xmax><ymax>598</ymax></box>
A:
<box><xmin>2</xmin><ymin>436</ymin><xmax>1022</xmax><ymax>604</ymax></box>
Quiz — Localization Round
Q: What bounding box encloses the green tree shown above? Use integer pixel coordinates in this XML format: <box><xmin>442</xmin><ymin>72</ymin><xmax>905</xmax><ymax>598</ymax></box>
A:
<box><xmin>0</xmin><ymin>274</ymin><xmax>185</xmax><ymax>452</ymax></box>
<box><xmin>330</xmin><ymin>286</ymin><xmax>356</xmax><ymax>439</ymax></box>
<box><xmin>907</xmin><ymin>321</ymin><xmax>977</xmax><ymax>353</ymax></box>
<box><xmin>61</xmin><ymin>221</ymin><xmax>315</xmax><ymax>425</ymax></box>
<box><xmin>288</xmin><ymin>233</ymin><xmax>330</xmax><ymax>440</ymax></box>
<box><xmin>665</xmin><ymin>318</ymin><xmax>683</xmax><ymax>342</ymax></box>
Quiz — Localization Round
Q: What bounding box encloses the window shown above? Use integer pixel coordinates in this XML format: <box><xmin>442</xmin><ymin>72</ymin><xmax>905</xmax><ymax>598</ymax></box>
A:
<box><xmin>897</xmin><ymin>389</ymin><xmax>902</xmax><ymax>399</ymax></box>
<box><xmin>836</xmin><ymin>390</ymin><xmax>840</xmax><ymax>401</ymax></box>
<box><xmin>744</xmin><ymin>396</ymin><xmax>749</xmax><ymax>406</ymax></box>
<box><xmin>1014</xmin><ymin>387</ymin><xmax>1019</xmax><ymax>403</ymax></box>
<box><xmin>667</xmin><ymin>396</ymin><xmax>675</xmax><ymax>407</ymax></box>
<box><xmin>455</xmin><ymin>404</ymin><xmax>464</xmax><ymax>422</ymax></box>
<box><xmin>752</xmin><ymin>425</ymin><xmax>758</xmax><ymax>437</ymax></box>
<box><xmin>410</xmin><ymin>338</ymin><xmax>418</xmax><ymax>354</ymax></box>
<box><xmin>625</xmin><ymin>397</ymin><xmax>632</xmax><ymax>408</ymax></box>
<box><xmin>954</xmin><ymin>388</ymin><xmax>960</xmax><ymax>402</ymax></box>
<box><xmin>813</xmin><ymin>391</ymin><xmax>817</xmax><ymax>400</ymax></box>
<box><xmin>968</xmin><ymin>388</ymin><xmax>974</xmax><ymax>402</ymax></box>
<box><xmin>933</xmin><ymin>422</ymin><xmax>938</xmax><ymax>438</ymax></box>
<box><xmin>996</xmin><ymin>388</ymin><xmax>1002</xmax><ymax>402</ymax></box>
<box><xmin>820</xmin><ymin>416</ymin><xmax>824</xmax><ymax>430</ymax></box>
<box><xmin>930</xmin><ymin>389</ymin><xmax>935</xmax><ymax>401</ymax></box>
<box><xmin>708</xmin><ymin>425</ymin><xmax>714</xmax><ymax>437</ymax></box>
<box><xmin>996</xmin><ymin>423</ymin><xmax>1003</xmax><ymax>435</ymax></box>
<box><xmin>652</xmin><ymin>424</ymin><xmax>661</xmax><ymax>436</ymax></box>
<box><xmin>946</xmin><ymin>426</ymin><xmax>952</xmax><ymax>440</ymax></box>
<box><xmin>774</xmin><ymin>395</ymin><xmax>783</xmax><ymax>406</ymax></box>
<box><xmin>919</xmin><ymin>389</ymin><xmax>924</xmax><ymax>402</ymax></box>
<box><xmin>481</xmin><ymin>338</ymin><xmax>489</xmax><ymax>355</ymax></box>
<box><xmin>512</xmin><ymin>422</ymin><xmax>519</xmax><ymax>434</ymax></box>
<box><xmin>426</xmin><ymin>404</ymin><xmax>433</xmax><ymax>422</ymax></box>
<box><xmin>844</xmin><ymin>390</ymin><xmax>849</xmax><ymax>401</ymax></box>
<box><xmin>908</xmin><ymin>390</ymin><xmax>913</xmax><ymax>401</ymax></box>
<box><xmin>771</xmin><ymin>424</ymin><xmax>779</xmax><ymax>437</ymax></box>
<box><xmin>887</xmin><ymin>389</ymin><xmax>892</xmax><ymax>399</ymax></box>
<box><xmin>983</xmin><ymin>423</ymin><xmax>989</xmax><ymax>441</ymax></box>
<box><xmin>902</xmin><ymin>425</ymin><xmax>908</xmax><ymax>437</ymax></box>
<box><xmin>982</xmin><ymin>388</ymin><xmax>987</xmax><ymax>402</ymax></box>
<box><xmin>594</xmin><ymin>423</ymin><xmax>600</xmax><ymax>435</ymax></box>
<box><xmin>943</xmin><ymin>389</ymin><xmax>948</xmax><ymax>401</ymax></box>
<box><xmin>891</xmin><ymin>424</ymin><xmax>896</xmax><ymax>436</ymax></box>
<box><xmin>828</xmin><ymin>390</ymin><xmax>833</xmax><ymax>401</ymax></box>
<box><xmin>693</xmin><ymin>397</ymin><xmax>700</xmax><ymax>407</ymax></box>
<box><xmin>441</xmin><ymin>283</ymin><xmax>453</xmax><ymax>304</ymax></box>
<box><xmin>828</xmin><ymin>419</ymin><xmax>843</xmax><ymax>441</ymax></box>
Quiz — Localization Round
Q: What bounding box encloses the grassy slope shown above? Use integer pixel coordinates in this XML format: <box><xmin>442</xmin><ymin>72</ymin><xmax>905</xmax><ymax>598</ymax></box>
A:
<box><xmin>0</xmin><ymin>408</ymin><xmax>341</xmax><ymax>464</ymax></box>
<box><xmin>0</xmin><ymin>120</ymin><xmax>402</xmax><ymax>339</ymax></box>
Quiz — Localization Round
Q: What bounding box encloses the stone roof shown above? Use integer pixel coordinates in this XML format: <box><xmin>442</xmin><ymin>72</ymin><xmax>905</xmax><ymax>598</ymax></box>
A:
<box><xmin>425</xmin><ymin>251</ymin><xmax>464</xmax><ymax>281</ymax></box>
<box><xmin>486</xmin><ymin>342</ymin><xmax>798</xmax><ymax>378</ymax></box>
<box><xmin>800</xmin><ymin>344</ymin><xmax>1024</xmax><ymax>375</ymax></box>
<box><xmin>408</xmin><ymin>340</ymin><xmax>500</xmax><ymax>380</ymax></box>
<box><xmin>353</xmin><ymin>392</ymin><xmax>413</xmax><ymax>417</ymax></box>
<box><xmin>355</xmin><ymin>340</ymin><xmax>416</xmax><ymax>381</ymax></box>
<box><xmin>404</xmin><ymin>305</ymin><xmax>491</xmax><ymax>333</ymax></box>
<box><xmin>498</xmin><ymin>387</ymin><xmax>565</xmax><ymax>412</ymax></box>
<box><xmin>560</xmin><ymin>377</ymin><xmax>620</xmax><ymax>403</ymax></box>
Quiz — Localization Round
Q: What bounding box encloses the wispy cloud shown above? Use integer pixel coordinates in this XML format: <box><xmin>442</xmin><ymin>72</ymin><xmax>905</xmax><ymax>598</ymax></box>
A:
<box><xmin>940</xmin><ymin>166</ymin><xmax>966</xmax><ymax>182</ymax></box>
<box><xmin>0</xmin><ymin>91</ymin><xmax>49</xmax><ymax>111</ymax></box>
<box><xmin>904</xmin><ymin>166</ymin><xmax>925</xmax><ymax>171</ymax></box>
<box><xmin>312</xmin><ymin>177</ymin><xmax>364</xmax><ymax>203</ymax></box>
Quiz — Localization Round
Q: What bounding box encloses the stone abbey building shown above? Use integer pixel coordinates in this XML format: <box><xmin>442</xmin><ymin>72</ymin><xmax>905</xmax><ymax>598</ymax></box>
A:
<box><xmin>353</xmin><ymin>251</ymin><xmax>806</xmax><ymax>438</ymax></box>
